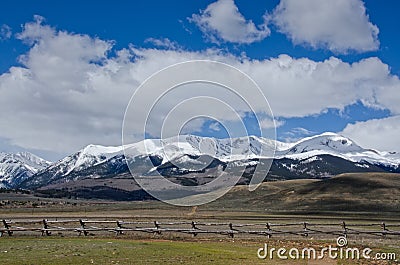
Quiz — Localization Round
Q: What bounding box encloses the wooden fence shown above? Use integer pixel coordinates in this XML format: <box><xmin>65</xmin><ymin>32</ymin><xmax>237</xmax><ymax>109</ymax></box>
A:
<box><xmin>1</xmin><ymin>219</ymin><xmax>400</xmax><ymax>239</ymax></box>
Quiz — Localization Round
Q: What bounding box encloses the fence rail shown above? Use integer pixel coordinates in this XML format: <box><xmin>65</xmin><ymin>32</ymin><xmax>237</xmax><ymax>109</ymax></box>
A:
<box><xmin>1</xmin><ymin>219</ymin><xmax>400</xmax><ymax>239</ymax></box>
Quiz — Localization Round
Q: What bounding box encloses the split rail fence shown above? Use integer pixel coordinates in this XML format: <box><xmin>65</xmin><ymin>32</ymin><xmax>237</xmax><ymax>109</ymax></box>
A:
<box><xmin>1</xmin><ymin>219</ymin><xmax>400</xmax><ymax>239</ymax></box>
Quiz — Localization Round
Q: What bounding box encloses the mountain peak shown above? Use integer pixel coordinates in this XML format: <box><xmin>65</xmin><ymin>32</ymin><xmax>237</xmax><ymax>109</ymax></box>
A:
<box><xmin>81</xmin><ymin>144</ymin><xmax>123</xmax><ymax>156</ymax></box>
<box><xmin>280</xmin><ymin>132</ymin><xmax>364</xmax><ymax>159</ymax></box>
<box><xmin>0</xmin><ymin>151</ymin><xmax>50</xmax><ymax>189</ymax></box>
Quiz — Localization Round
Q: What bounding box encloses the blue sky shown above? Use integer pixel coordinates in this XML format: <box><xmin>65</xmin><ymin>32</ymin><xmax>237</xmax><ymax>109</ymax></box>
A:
<box><xmin>0</xmin><ymin>0</ymin><xmax>400</xmax><ymax>160</ymax></box>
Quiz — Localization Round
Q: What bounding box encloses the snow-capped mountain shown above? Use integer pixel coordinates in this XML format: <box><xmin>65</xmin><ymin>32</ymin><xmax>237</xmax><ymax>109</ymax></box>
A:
<box><xmin>0</xmin><ymin>152</ymin><xmax>50</xmax><ymax>188</ymax></box>
<box><xmin>23</xmin><ymin>135</ymin><xmax>277</xmax><ymax>188</ymax></box>
<box><xmin>275</xmin><ymin>132</ymin><xmax>400</xmax><ymax>168</ymax></box>
<box><xmin>19</xmin><ymin>132</ymin><xmax>400</xmax><ymax>193</ymax></box>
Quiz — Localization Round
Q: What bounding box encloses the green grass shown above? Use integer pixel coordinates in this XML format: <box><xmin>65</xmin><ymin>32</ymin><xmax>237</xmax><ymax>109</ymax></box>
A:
<box><xmin>0</xmin><ymin>237</ymin><xmax>275</xmax><ymax>265</ymax></box>
<box><xmin>0</xmin><ymin>237</ymin><xmax>398</xmax><ymax>265</ymax></box>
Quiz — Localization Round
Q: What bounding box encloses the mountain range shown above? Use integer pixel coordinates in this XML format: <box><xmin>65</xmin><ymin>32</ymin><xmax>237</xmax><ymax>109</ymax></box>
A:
<box><xmin>1</xmin><ymin>132</ymin><xmax>399</xmax><ymax>200</ymax></box>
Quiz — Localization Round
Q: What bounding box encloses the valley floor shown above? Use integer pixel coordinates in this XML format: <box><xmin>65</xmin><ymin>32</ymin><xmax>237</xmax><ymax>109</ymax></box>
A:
<box><xmin>0</xmin><ymin>236</ymin><xmax>398</xmax><ymax>265</ymax></box>
<box><xmin>1</xmin><ymin>172</ymin><xmax>400</xmax><ymax>264</ymax></box>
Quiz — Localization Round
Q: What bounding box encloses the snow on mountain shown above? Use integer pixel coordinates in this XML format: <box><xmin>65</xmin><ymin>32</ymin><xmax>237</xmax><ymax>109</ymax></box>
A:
<box><xmin>39</xmin><ymin>132</ymin><xmax>399</xmax><ymax>179</ymax></box>
<box><xmin>125</xmin><ymin>132</ymin><xmax>399</xmax><ymax>168</ymax></box>
<box><xmin>282</xmin><ymin>132</ymin><xmax>365</xmax><ymax>154</ymax></box>
<box><xmin>274</xmin><ymin>132</ymin><xmax>400</xmax><ymax>168</ymax></box>
<box><xmin>0</xmin><ymin>152</ymin><xmax>50</xmax><ymax>188</ymax></box>
<box><xmin>39</xmin><ymin>144</ymin><xmax>125</xmax><ymax>179</ymax></box>
<box><xmin>126</xmin><ymin>134</ymin><xmax>277</xmax><ymax>161</ymax></box>
<box><xmin>12</xmin><ymin>132</ymin><xmax>400</xmax><ymax>190</ymax></box>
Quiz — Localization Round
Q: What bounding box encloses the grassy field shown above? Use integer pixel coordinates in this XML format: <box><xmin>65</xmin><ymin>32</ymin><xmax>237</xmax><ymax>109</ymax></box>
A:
<box><xmin>1</xmin><ymin>173</ymin><xmax>400</xmax><ymax>264</ymax></box>
<box><xmin>0</xmin><ymin>237</ymin><xmax>399</xmax><ymax>265</ymax></box>
<box><xmin>1</xmin><ymin>173</ymin><xmax>400</xmax><ymax>221</ymax></box>
<box><xmin>2</xmin><ymin>237</ymin><xmax>261</xmax><ymax>265</ymax></box>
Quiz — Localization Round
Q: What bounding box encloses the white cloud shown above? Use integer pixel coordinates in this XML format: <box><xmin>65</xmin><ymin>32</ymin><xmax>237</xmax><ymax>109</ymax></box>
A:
<box><xmin>144</xmin><ymin>37</ymin><xmax>180</xmax><ymax>50</ymax></box>
<box><xmin>259</xmin><ymin>118</ymin><xmax>284</xmax><ymax>129</ymax></box>
<box><xmin>180</xmin><ymin>118</ymin><xmax>206</xmax><ymax>135</ymax></box>
<box><xmin>209</xmin><ymin>122</ymin><xmax>221</xmax><ymax>131</ymax></box>
<box><xmin>341</xmin><ymin>116</ymin><xmax>400</xmax><ymax>152</ymax></box>
<box><xmin>190</xmin><ymin>0</ymin><xmax>270</xmax><ymax>44</ymax></box>
<box><xmin>0</xmin><ymin>17</ymin><xmax>399</xmax><ymax>156</ymax></box>
<box><xmin>0</xmin><ymin>24</ymin><xmax>12</xmax><ymax>40</ymax></box>
<box><xmin>269</xmin><ymin>0</ymin><xmax>379</xmax><ymax>53</ymax></box>
<box><xmin>124</xmin><ymin>50</ymin><xmax>400</xmax><ymax>120</ymax></box>
<box><xmin>374</xmin><ymin>76</ymin><xmax>400</xmax><ymax>115</ymax></box>
<box><xmin>290</xmin><ymin>127</ymin><xmax>314</xmax><ymax>136</ymax></box>
<box><xmin>281</xmin><ymin>127</ymin><xmax>315</xmax><ymax>143</ymax></box>
<box><xmin>0</xmin><ymin>17</ymin><xmax>124</xmax><ymax>153</ymax></box>
<box><xmin>244</xmin><ymin>55</ymin><xmax>399</xmax><ymax>118</ymax></box>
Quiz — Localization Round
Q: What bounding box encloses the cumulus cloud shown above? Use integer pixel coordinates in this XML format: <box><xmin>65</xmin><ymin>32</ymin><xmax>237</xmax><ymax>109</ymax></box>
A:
<box><xmin>341</xmin><ymin>116</ymin><xmax>400</xmax><ymax>152</ymax></box>
<box><xmin>0</xmin><ymin>17</ymin><xmax>125</xmax><ymax>153</ymax></box>
<box><xmin>190</xmin><ymin>0</ymin><xmax>270</xmax><ymax>44</ymax></box>
<box><xmin>269</xmin><ymin>0</ymin><xmax>379</xmax><ymax>53</ymax></box>
<box><xmin>244</xmin><ymin>55</ymin><xmax>399</xmax><ymax>118</ymax></box>
<box><xmin>0</xmin><ymin>24</ymin><xmax>12</xmax><ymax>40</ymax></box>
<box><xmin>0</xmin><ymin>17</ymin><xmax>399</xmax><ymax>156</ymax></box>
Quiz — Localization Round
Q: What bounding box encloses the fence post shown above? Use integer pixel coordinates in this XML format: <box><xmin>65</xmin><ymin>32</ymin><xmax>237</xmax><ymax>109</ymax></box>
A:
<box><xmin>79</xmin><ymin>219</ymin><xmax>88</xmax><ymax>236</ymax></box>
<box><xmin>381</xmin><ymin>222</ymin><xmax>388</xmax><ymax>237</ymax></box>
<box><xmin>42</xmin><ymin>219</ymin><xmax>51</xmax><ymax>236</ymax></box>
<box><xmin>341</xmin><ymin>221</ymin><xmax>347</xmax><ymax>238</ymax></box>
<box><xmin>228</xmin><ymin>223</ymin><xmax>234</xmax><ymax>238</ymax></box>
<box><xmin>2</xmin><ymin>219</ymin><xmax>12</xmax><ymax>236</ymax></box>
<box><xmin>116</xmin><ymin>221</ymin><xmax>123</xmax><ymax>235</ymax></box>
<box><xmin>303</xmin><ymin>222</ymin><xmax>308</xmax><ymax>237</ymax></box>
<box><xmin>154</xmin><ymin>221</ymin><xmax>161</xmax><ymax>235</ymax></box>
<box><xmin>266</xmin><ymin>223</ymin><xmax>272</xmax><ymax>238</ymax></box>
<box><xmin>191</xmin><ymin>221</ymin><xmax>198</xmax><ymax>237</ymax></box>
